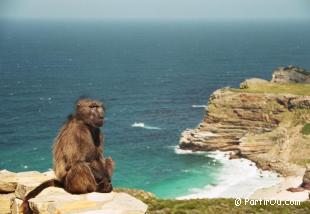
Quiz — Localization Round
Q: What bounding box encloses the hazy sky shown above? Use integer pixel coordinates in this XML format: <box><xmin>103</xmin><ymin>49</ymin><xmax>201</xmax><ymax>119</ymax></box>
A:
<box><xmin>1</xmin><ymin>0</ymin><xmax>310</xmax><ymax>20</ymax></box>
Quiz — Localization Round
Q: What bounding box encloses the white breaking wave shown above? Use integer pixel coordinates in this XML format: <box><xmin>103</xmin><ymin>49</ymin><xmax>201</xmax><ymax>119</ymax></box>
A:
<box><xmin>173</xmin><ymin>146</ymin><xmax>208</xmax><ymax>155</ymax></box>
<box><xmin>131</xmin><ymin>122</ymin><xmax>161</xmax><ymax>130</ymax></box>
<box><xmin>192</xmin><ymin>105</ymin><xmax>207</xmax><ymax>108</ymax></box>
<box><xmin>173</xmin><ymin>147</ymin><xmax>281</xmax><ymax>199</ymax></box>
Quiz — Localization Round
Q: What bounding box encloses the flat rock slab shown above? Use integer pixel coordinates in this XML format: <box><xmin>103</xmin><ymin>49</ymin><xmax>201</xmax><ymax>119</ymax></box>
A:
<box><xmin>29</xmin><ymin>187</ymin><xmax>147</xmax><ymax>214</ymax></box>
<box><xmin>0</xmin><ymin>170</ymin><xmax>147</xmax><ymax>214</ymax></box>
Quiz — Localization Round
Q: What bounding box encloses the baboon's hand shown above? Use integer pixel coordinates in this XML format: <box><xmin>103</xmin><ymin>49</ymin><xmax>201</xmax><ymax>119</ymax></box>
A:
<box><xmin>106</xmin><ymin>157</ymin><xmax>115</xmax><ymax>168</ymax></box>
<box><xmin>105</xmin><ymin>157</ymin><xmax>115</xmax><ymax>176</ymax></box>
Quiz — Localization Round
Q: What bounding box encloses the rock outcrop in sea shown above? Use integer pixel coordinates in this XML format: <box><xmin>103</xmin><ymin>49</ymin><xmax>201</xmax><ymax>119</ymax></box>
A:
<box><xmin>0</xmin><ymin>170</ymin><xmax>147</xmax><ymax>214</ymax></box>
<box><xmin>180</xmin><ymin>66</ymin><xmax>310</xmax><ymax>177</ymax></box>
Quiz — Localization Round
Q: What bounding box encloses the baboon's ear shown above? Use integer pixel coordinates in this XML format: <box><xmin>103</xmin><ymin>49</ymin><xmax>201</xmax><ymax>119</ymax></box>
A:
<box><xmin>67</xmin><ymin>114</ymin><xmax>74</xmax><ymax>120</ymax></box>
<box><xmin>75</xmin><ymin>95</ymin><xmax>90</xmax><ymax>107</ymax></box>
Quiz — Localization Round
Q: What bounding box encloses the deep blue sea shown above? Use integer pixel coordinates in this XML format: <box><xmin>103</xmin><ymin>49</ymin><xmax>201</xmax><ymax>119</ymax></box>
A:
<box><xmin>0</xmin><ymin>19</ymin><xmax>310</xmax><ymax>198</ymax></box>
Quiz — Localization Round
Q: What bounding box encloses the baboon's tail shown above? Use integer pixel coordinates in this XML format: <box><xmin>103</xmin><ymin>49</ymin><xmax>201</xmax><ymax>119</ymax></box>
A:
<box><xmin>20</xmin><ymin>179</ymin><xmax>63</xmax><ymax>214</ymax></box>
<box><xmin>286</xmin><ymin>187</ymin><xmax>304</xmax><ymax>192</ymax></box>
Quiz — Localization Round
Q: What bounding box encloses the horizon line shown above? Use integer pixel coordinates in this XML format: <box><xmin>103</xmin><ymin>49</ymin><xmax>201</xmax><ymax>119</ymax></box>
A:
<box><xmin>1</xmin><ymin>16</ymin><xmax>310</xmax><ymax>22</ymax></box>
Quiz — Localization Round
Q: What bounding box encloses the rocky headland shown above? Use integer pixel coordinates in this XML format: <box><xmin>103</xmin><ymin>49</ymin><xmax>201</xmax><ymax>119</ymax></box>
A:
<box><xmin>179</xmin><ymin>66</ymin><xmax>310</xmax><ymax>198</ymax></box>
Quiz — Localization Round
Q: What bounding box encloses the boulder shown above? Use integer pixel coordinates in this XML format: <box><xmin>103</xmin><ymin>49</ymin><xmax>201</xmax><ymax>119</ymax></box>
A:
<box><xmin>240</xmin><ymin>78</ymin><xmax>269</xmax><ymax>89</ymax></box>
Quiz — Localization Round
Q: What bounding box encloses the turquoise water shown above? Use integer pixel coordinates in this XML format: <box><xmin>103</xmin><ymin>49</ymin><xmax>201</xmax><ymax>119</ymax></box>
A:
<box><xmin>0</xmin><ymin>20</ymin><xmax>310</xmax><ymax>198</ymax></box>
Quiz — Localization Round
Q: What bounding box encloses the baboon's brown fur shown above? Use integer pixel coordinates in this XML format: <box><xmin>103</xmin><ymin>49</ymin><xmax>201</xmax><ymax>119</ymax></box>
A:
<box><xmin>21</xmin><ymin>98</ymin><xmax>114</xmax><ymax>214</ymax></box>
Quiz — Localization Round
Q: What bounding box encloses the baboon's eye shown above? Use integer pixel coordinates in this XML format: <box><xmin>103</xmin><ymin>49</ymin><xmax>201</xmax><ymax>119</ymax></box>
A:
<box><xmin>89</xmin><ymin>104</ymin><xmax>98</xmax><ymax>108</ymax></box>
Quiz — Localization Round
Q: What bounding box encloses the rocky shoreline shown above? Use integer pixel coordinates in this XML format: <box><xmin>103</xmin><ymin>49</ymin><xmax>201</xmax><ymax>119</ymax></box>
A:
<box><xmin>179</xmin><ymin>66</ymin><xmax>310</xmax><ymax>198</ymax></box>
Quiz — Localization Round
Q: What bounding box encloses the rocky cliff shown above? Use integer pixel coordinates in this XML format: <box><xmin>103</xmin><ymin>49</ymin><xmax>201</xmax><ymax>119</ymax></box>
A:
<box><xmin>180</xmin><ymin>66</ymin><xmax>310</xmax><ymax>176</ymax></box>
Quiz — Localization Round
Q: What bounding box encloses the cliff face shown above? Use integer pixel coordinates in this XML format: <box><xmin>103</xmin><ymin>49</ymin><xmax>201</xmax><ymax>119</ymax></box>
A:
<box><xmin>180</xmin><ymin>67</ymin><xmax>310</xmax><ymax>176</ymax></box>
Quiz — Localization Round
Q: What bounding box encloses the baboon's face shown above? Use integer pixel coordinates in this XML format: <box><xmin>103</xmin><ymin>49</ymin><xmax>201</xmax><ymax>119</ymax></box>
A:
<box><xmin>76</xmin><ymin>99</ymin><xmax>105</xmax><ymax>128</ymax></box>
<box><xmin>89</xmin><ymin>102</ymin><xmax>105</xmax><ymax>127</ymax></box>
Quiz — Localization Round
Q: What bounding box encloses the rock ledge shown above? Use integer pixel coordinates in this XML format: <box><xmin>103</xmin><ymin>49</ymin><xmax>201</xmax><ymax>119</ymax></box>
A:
<box><xmin>0</xmin><ymin>170</ymin><xmax>147</xmax><ymax>214</ymax></box>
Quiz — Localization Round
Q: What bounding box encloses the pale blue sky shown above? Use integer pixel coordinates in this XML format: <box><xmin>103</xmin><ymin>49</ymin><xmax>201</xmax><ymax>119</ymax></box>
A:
<box><xmin>1</xmin><ymin>0</ymin><xmax>310</xmax><ymax>20</ymax></box>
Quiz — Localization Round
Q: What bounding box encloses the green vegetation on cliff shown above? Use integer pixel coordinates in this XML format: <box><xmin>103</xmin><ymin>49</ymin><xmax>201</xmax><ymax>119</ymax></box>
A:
<box><xmin>232</xmin><ymin>82</ymin><xmax>310</xmax><ymax>96</ymax></box>
<box><xmin>302</xmin><ymin>123</ymin><xmax>310</xmax><ymax>135</ymax></box>
<box><xmin>144</xmin><ymin>198</ymin><xmax>310</xmax><ymax>214</ymax></box>
<box><xmin>118</xmin><ymin>188</ymin><xmax>310</xmax><ymax>214</ymax></box>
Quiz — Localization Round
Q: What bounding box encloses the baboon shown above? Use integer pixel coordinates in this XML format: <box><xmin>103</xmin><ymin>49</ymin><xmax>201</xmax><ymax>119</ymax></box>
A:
<box><xmin>21</xmin><ymin>98</ymin><xmax>114</xmax><ymax>214</ymax></box>
<box><xmin>287</xmin><ymin>167</ymin><xmax>310</xmax><ymax>192</ymax></box>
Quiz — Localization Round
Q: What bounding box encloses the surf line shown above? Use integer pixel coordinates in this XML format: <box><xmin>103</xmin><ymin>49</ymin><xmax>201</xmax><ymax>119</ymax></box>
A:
<box><xmin>131</xmin><ymin>122</ymin><xmax>161</xmax><ymax>130</ymax></box>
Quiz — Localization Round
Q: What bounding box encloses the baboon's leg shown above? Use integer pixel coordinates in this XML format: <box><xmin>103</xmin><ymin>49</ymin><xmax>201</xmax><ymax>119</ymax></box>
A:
<box><xmin>65</xmin><ymin>162</ymin><xmax>97</xmax><ymax>194</ymax></box>
<box><xmin>97</xmin><ymin>179</ymin><xmax>113</xmax><ymax>193</ymax></box>
<box><xmin>89</xmin><ymin>158</ymin><xmax>114</xmax><ymax>181</ymax></box>
<box><xmin>89</xmin><ymin>159</ymin><xmax>106</xmax><ymax>183</ymax></box>
<box><xmin>89</xmin><ymin>159</ymin><xmax>113</xmax><ymax>193</ymax></box>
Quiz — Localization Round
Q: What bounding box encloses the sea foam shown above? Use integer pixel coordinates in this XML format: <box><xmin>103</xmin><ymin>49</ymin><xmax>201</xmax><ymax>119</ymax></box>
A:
<box><xmin>174</xmin><ymin>146</ymin><xmax>208</xmax><ymax>155</ymax></box>
<box><xmin>131</xmin><ymin>122</ymin><xmax>161</xmax><ymax>130</ymax></box>
<box><xmin>192</xmin><ymin>105</ymin><xmax>207</xmax><ymax>108</ymax></box>
<box><xmin>174</xmin><ymin>148</ymin><xmax>281</xmax><ymax>199</ymax></box>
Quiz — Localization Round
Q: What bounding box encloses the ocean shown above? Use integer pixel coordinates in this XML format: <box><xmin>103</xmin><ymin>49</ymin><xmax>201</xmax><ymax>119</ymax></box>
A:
<box><xmin>0</xmin><ymin>19</ymin><xmax>309</xmax><ymax>198</ymax></box>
